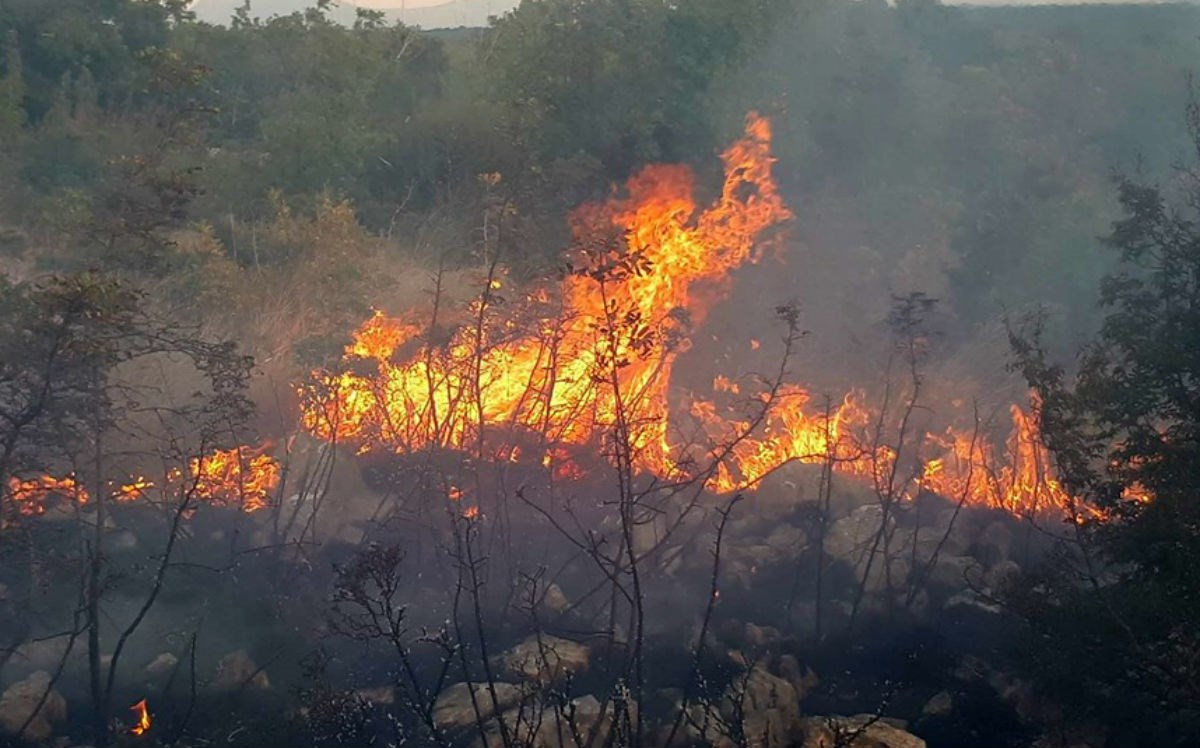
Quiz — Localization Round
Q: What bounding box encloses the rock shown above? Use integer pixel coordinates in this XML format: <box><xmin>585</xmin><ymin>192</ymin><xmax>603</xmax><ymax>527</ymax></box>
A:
<box><xmin>778</xmin><ymin>656</ymin><xmax>820</xmax><ymax>701</ymax></box>
<box><xmin>801</xmin><ymin>714</ymin><xmax>926</xmax><ymax>748</ymax></box>
<box><xmin>825</xmin><ymin>505</ymin><xmax>889</xmax><ymax>561</ymax></box>
<box><xmin>921</xmin><ymin>690</ymin><xmax>953</xmax><ymax>716</ymax></box>
<box><xmin>985</xmin><ymin>559</ymin><xmax>1022</xmax><ymax>592</ymax></box>
<box><xmin>8</xmin><ymin>636</ymin><xmax>75</xmax><ymax>675</ymax></box>
<box><xmin>975</xmin><ymin>520</ymin><xmax>1013</xmax><ymax>566</ymax></box>
<box><xmin>535</xmin><ymin>694</ymin><xmax>623</xmax><ymax>748</ymax></box>
<box><xmin>494</xmin><ymin>635</ymin><xmax>589</xmax><ymax>683</ymax></box>
<box><xmin>944</xmin><ymin>591</ymin><xmax>1002</xmax><ymax>615</ymax></box>
<box><xmin>476</xmin><ymin>694</ymin><xmax>632</xmax><ymax>748</ymax></box>
<box><xmin>924</xmin><ymin>554</ymin><xmax>983</xmax><ymax>591</ymax></box>
<box><xmin>355</xmin><ymin>686</ymin><xmax>395</xmax><ymax>705</ymax></box>
<box><xmin>824</xmin><ymin>505</ymin><xmax>909</xmax><ymax>594</ymax></box>
<box><xmin>743</xmin><ymin>622</ymin><xmax>784</xmax><ymax>649</ymax></box>
<box><xmin>764</xmin><ymin>524</ymin><xmax>808</xmax><ymax>559</ymax></box>
<box><xmin>0</xmin><ymin>671</ymin><xmax>67</xmax><ymax>741</ymax></box>
<box><xmin>721</xmin><ymin>664</ymin><xmax>802</xmax><ymax>748</ymax></box>
<box><xmin>212</xmin><ymin>650</ymin><xmax>269</xmax><ymax>691</ymax></box>
<box><xmin>539</xmin><ymin>583</ymin><xmax>570</xmax><ymax>615</ymax></box>
<box><xmin>433</xmin><ymin>682</ymin><xmax>523</xmax><ymax>729</ymax></box>
<box><xmin>144</xmin><ymin>653</ymin><xmax>178</xmax><ymax>677</ymax></box>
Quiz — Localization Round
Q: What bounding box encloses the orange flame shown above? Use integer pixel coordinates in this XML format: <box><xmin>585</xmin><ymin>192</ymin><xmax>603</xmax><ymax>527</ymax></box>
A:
<box><xmin>296</xmin><ymin>113</ymin><xmax>1102</xmax><ymax>522</ymax></box>
<box><xmin>187</xmin><ymin>446</ymin><xmax>281</xmax><ymax>513</ymax></box>
<box><xmin>299</xmin><ymin>112</ymin><xmax>790</xmax><ymax>478</ymax></box>
<box><xmin>129</xmin><ymin>699</ymin><xmax>151</xmax><ymax>736</ymax></box>
<box><xmin>3</xmin><ymin>446</ymin><xmax>280</xmax><ymax>521</ymax></box>
<box><xmin>5</xmin><ymin>475</ymin><xmax>88</xmax><ymax>517</ymax></box>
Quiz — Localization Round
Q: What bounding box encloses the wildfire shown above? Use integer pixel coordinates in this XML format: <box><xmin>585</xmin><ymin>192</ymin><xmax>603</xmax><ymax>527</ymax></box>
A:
<box><xmin>297</xmin><ymin>113</ymin><xmax>1096</xmax><ymax>521</ymax></box>
<box><xmin>186</xmin><ymin>446</ymin><xmax>281</xmax><ymax>513</ymax></box>
<box><xmin>2</xmin><ymin>445</ymin><xmax>280</xmax><ymax>520</ymax></box>
<box><xmin>5</xmin><ymin>475</ymin><xmax>88</xmax><ymax>517</ymax></box>
<box><xmin>129</xmin><ymin>699</ymin><xmax>151</xmax><ymax>736</ymax></box>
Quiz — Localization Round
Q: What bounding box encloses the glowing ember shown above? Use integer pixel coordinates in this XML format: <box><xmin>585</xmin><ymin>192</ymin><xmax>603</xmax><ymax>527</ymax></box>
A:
<box><xmin>129</xmin><ymin>699</ymin><xmax>151</xmax><ymax>736</ymax></box>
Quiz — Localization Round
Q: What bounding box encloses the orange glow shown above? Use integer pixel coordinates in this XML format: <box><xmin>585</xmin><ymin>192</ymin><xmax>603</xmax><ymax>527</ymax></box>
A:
<box><xmin>129</xmin><ymin>699</ymin><xmax>151</xmax><ymax>736</ymax></box>
<box><xmin>188</xmin><ymin>446</ymin><xmax>281</xmax><ymax>513</ymax></box>
<box><xmin>5</xmin><ymin>475</ymin><xmax>87</xmax><ymax>516</ymax></box>
<box><xmin>299</xmin><ymin>112</ymin><xmax>790</xmax><ymax>480</ymax></box>
<box><xmin>295</xmin><ymin>114</ymin><xmax>1103</xmax><ymax>521</ymax></box>
<box><xmin>3</xmin><ymin>446</ymin><xmax>280</xmax><ymax>520</ymax></box>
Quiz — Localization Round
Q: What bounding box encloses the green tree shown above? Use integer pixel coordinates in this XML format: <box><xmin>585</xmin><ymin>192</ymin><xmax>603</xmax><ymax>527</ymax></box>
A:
<box><xmin>1006</xmin><ymin>103</ymin><xmax>1200</xmax><ymax>746</ymax></box>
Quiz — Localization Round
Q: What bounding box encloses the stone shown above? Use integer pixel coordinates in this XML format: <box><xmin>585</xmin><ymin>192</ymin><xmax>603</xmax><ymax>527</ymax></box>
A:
<box><xmin>777</xmin><ymin>656</ymin><xmax>819</xmax><ymax>702</ymax></box>
<box><xmin>825</xmin><ymin>505</ymin><xmax>890</xmax><ymax>561</ymax></box>
<box><xmin>743</xmin><ymin>622</ymin><xmax>784</xmax><ymax>648</ymax></box>
<box><xmin>721</xmin><ymin>664</ymin><xmax>802</xmax><ymax>748</ymax></box>
<box><xmin>494</xmin><ymin>635</ymin><xmax>589</xmax><ymax>683</ymax></box>
<box><xmin>212</xmin><ymin>650</ymin><xmax>269</xmax><ymax>691</ymax></box>
<box><xmin>800</xmin><ymin>714</ymin><xmax>926</xmax><ymax>748</ymax></box>
<box><xmin>975</xmin><ymin>520</ymin><xmax>1013</xmax><ymax>566</ymax></box>
<box><xmin>925</xmin><ymin>554</ymin><xmax>983</xmax><ymax>591</ymax></box>
<box><xmin>540</xmin><ymin>583</ymin><xmax>570</xmax><ymax>615</ymax></box>
<box><xmin>922</xmin><ymin>690</ymin><xmax>953</xmax><ymax>716</ymax></box>
<box><xmin>985</xmin><ymin>559</ymin><xmax>1022</xmax><ymax>592</ymax></box>
<box><xmin>476</xmin><ymin>693</ymin><xmax>633</xmax><ymax>748</ymax></box>
<box><xmin>0</xmin><ymin>671</ymin><xmax>67</xmax><ymax>741</ymax></box>
<box><xmin>764</xmin><ymin>524</ymin><xmax>808</xmax><ymax>559</ymax></box>
<box><xmin>355</xmin><ymin>686</ymin><xmax>395</xmax><ymax>705</ymax></box>
<box><xmin>433</xmin><ymin>682</ymin><xmax>523</xmax><ymax>729</ymax></box>
<box><xmin>144</xmin><ymin>653</ymin><xmax>178</xmax><ymax>677</ymax></box>
<box><xmin>944</xmin><ymin>591</ymin><xmax>1002</xmax><ymax>615</ymax></box>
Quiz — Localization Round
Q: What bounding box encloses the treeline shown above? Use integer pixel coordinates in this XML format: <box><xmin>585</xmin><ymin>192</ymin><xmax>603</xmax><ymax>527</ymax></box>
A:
<box><xmin>0</xmin><ymin>0</ymin><xmax>1197</xmax><ymax>353</ymax></box>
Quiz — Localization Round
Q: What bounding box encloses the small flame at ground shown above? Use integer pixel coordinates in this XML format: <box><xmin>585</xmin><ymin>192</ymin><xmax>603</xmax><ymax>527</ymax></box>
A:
<box><xmin>3</xmin><ymin>445</ymin><xmax>280</xmax><ymax>521</ymax></box>
<box><xmin>129</xmin><ymin>699</ymin><xmax>151</xmax><ymax>736</ymax></box>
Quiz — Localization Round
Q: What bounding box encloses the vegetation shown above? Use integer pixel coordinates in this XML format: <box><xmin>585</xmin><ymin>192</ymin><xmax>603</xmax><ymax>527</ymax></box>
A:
<box><xmin>0</xmin><ymin>1</ymin><xmax>1199</xmax><ymax>747</ymax></box>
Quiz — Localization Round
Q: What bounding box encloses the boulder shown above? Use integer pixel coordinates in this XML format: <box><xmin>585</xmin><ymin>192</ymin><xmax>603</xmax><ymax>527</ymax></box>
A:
<box><xmin>494</xmin><ymin>635</ymin><xmax>589</xmax><ymax>683</ymax></box>
<box><xmin>355</xmin><ymin>686</ymin><xmax>396</xmax><ymax>705</ymax></box>
<box><xmin>476</xmin><ymin>693</ymin><xmax>633</xmax><ymax>748</ymax></box>
<box><xmin>777</xmin><ymin>656</ymin><xmax>820</xmax><ymax>702</ymax></box>
<box><xmin>721</xmin><ymin>664</ymin><xmax>802</xmax><ymax>748</ymax></box>
<box><xmin>540</xmin><ymin>583</ymin><xmax>571</xmax><ymax>614</ymax></box>
<box><xmin>975</xmin><ymin>520</ymin><xmax>1013</xmax><ymax>566</ymax></box>
<box><xmin>212</xmin><ymin>650</ymin><xmax>269</xmax><ymax>691</ymax></box>
<box><xmin>921</xmin><ymin>691</ymin><xmax>953</xmax><ymax>717</ymax></box>
<box><xmin>801</xmin><ymin>714</ymin><xmax>926</xmax><ymax>748</ymax></box>
<box><xmin>144</xmin><ymin>653</ymin><xmax>178</xmax><ymax>677</ymax></box>
<box><xmin>433</xmin><ymin>682</ymin><xmax>523</xmax><ymax>729</ymax></box>
<box><xmin>0</xmin><ymin>671</ymin><xmax>67</xmax><ymax>741</ymax></box>
<box><xmin>924</xmin><ymin>554</ymin><xmax>982</xmax><ymax>591</ymax></box>
<box><xmin>985</xmin><ymin>559</ymin><xmax>1022</xmax><ymax>593</ymax></box>
<box><xmin>764</xmin><ymin>524</ymin><xmax>808</xmax><ymax>559</ymax></box>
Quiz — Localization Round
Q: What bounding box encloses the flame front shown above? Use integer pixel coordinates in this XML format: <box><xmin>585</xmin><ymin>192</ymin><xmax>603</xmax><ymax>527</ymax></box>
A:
<box><xmin>297</xmin><ymin>113</ymin><xmax>1100</xmax><ymax>521</ymax></box>
<box><xmin>129</xmin><ymin>699</ymin><xmax>151</xmax><ymax>736</ymax></box>
<box><xmin>299</xmin><ymin>112</ymin><xmax>790</xmax><ymax>478</ymax></box>
<box><xmin>3</xmin><ymin>445</ymin><xmax>280</xmax><ymax>521</ymax></box>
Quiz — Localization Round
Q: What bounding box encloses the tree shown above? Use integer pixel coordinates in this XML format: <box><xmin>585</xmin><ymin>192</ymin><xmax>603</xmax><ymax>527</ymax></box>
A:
<box><xmin>1006</xmin><ymin>101</ymin><xmax>1200</xmax><ymax>746</ymax></box>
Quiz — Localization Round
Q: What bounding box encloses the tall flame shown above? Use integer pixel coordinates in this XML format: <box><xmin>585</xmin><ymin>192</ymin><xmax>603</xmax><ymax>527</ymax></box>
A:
<box><xmin>297</xmin><ymin>113</ymin><xmax>1095</xmax><ymax>521</ymax></box>
<box><xmin>299</xmin><ymin>112</ymin><xmax>790</xmax><ymax>478</ymax></box>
